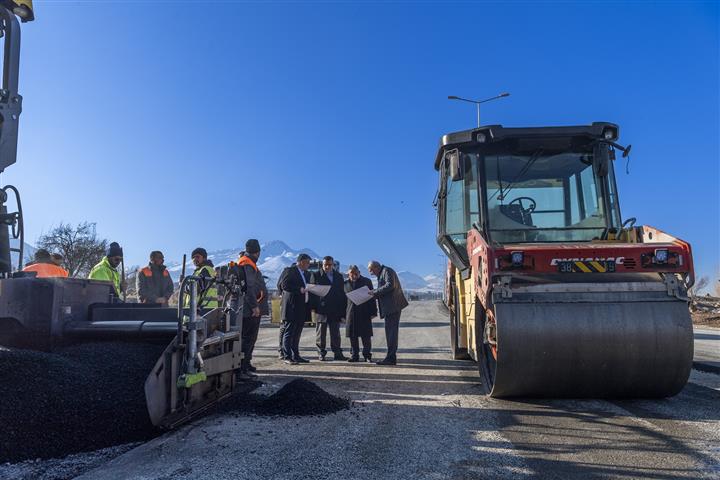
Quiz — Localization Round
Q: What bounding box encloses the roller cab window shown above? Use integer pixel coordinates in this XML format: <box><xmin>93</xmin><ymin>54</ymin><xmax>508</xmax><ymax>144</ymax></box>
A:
<box><xmin>483</xmin><ymin>145</ymin><xmax>621</xmax><ymax>244</ymax></box>
<box><xmin>436</xmin><ymin>151</ymin><xmax>481</xmax><ymax>270</ymax></box>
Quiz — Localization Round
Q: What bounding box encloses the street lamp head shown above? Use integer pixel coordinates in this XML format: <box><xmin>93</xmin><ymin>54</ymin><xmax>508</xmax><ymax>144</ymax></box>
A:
<box><xmin>447</xmin><ymin>95</ymin><xmax>459</xmax><ymax>100</ymax></box>
<box><xmin>499</xmin><ymin>92</ymin><xmax>510</xmax><ymax>98</ymax></box>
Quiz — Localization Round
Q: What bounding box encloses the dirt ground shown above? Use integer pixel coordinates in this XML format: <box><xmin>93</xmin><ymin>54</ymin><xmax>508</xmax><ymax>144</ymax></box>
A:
<box><xmin>692</xmin><ymin>312</ymin><xmax>720</xmax><ymax>328</ymax></box>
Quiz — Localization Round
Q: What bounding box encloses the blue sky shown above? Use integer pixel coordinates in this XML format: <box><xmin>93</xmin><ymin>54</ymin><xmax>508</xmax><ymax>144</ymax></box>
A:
<box><xmin>6</xmin><ymin>1</ymin><xmax>718</xmax><ymax>281</ymax></box>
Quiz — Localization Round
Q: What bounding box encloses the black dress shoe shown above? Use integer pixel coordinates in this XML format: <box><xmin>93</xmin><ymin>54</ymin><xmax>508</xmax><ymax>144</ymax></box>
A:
<box><xmin>295</xmin><ymin>357</ymin><xmax>310</xmax><ymax>363</ymax></box>
<box><xmin>375</xmin><ymin>358</ymin><xmax>396</xmax><ymax>365</ymax></box>
<box><xmin>246</xmin><ymin>364</ymin><xmax>257</xmax><ymax>372</ymax></box>
<box><xmin>347</xmin><ymin>357</ymin><xmax>361</xmax><ymax>363</ymax></box>
<box><xmin>283</xmin><ymin>359</ymin><xmax>299</xmax><ymax>365</ymax></box>
<box><xmin>334</xmin><ymin>354</ymin><xmax>348</xmax><ymax>361</ymax></box>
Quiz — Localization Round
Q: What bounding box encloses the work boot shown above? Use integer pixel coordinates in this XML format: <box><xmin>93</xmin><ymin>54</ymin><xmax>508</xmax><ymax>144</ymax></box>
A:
<box><xmin>237</xmin><ymin>369</ymin><xmax>257</xmax><ymax>381</ymax></box>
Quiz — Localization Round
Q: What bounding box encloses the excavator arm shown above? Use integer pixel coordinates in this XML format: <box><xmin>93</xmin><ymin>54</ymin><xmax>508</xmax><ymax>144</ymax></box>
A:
<box><xmin>0</xmin><ymin>0</ymin><xmax>32</xmax><ymax>274</ymax></box>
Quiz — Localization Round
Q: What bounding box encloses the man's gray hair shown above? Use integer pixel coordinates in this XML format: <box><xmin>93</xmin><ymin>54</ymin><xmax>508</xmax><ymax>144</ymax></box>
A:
<box><xmin>368</xmin><ymin>260</ymin><xmax>381</xmax><ymax>269</ymax></box>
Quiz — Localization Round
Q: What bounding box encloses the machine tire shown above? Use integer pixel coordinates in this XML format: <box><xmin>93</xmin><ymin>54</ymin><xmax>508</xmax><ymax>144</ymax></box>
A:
<box><xmin>475</xmin><ymin>301</ymin><xmax>496</xmax><ymax>395</ymax></box>
<box><xmin>450</xmin><ymin>282</ymin><xmax>470</xmax><ymax>360</ymax></box>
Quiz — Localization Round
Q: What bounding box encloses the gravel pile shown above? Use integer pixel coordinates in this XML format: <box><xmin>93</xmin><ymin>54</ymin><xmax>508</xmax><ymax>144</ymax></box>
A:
<box><xmin>257</xmin><ymin>378</ymin><xmax>349</xmax><ymax>416</ymax></box>
<box><xmin>0</xmin><ymin>342</ymin><xmax>166</xmax><ymax>463</ymax></box>
<box><xmin>218</xmin><ymin>378</ymin><xmax>350</xmax><ymax>417</ymax></box>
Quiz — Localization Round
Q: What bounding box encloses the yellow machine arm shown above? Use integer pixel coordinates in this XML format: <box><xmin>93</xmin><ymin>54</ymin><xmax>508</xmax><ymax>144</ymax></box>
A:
<box><xmin>1</xmin><ymin>0</ymin><xmax>33</xmax><ymax>22</ymax></box>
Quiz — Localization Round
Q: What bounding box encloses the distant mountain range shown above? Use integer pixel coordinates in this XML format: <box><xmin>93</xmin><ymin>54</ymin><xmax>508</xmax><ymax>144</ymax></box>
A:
<box><xmin>166</xmin><ymin>240</ymin><xmax>442</xmax><ymax>292</ymax></box>
<box><xmin>10</xmin><ymin>241</ymin><xmax>35</xmax><ymax>267</ymax></box>
<box><xmin>16</xmin><ymin>238</ymin><xmax>442</xmax><ymax>292</ymax></box>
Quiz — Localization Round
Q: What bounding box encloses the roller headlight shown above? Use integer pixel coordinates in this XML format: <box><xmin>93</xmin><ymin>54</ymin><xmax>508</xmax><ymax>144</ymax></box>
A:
<box><xmin>654</xmin><ymin>249</ymin><xmax>669</xmax><ymax>264</ymax></box>
<box><xmin>511</xmin><ymin>251</ymin><xmax>524</xmax><ymax>266</ymax></box>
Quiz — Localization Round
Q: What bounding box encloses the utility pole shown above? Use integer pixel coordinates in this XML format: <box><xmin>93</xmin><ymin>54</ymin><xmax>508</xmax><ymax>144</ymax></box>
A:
<box><xmin>447</xmin><ymin>92</ymin><xmax>510</xmax><ymax>127</ymax></box>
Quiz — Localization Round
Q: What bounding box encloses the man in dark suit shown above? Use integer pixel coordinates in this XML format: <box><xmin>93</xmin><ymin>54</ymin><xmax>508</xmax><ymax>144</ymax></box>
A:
<box><xmin>345</xmin><ymin>264</ymin><xmax>376</xmax><ymax>362</ymax></box>
<box><xmin>279</xmin><ymin>253</ymin><xmax>312</xmax><ymax>364</ymax></box>
<box><xmin>368</xmin><ymin>260</ymin><xmax>408</xmax><ymax>365</ymax></box>
<box><xmin>312</xmin><ymin>255</ymin><xmax>347</xmax><ymax>361</ymax></box>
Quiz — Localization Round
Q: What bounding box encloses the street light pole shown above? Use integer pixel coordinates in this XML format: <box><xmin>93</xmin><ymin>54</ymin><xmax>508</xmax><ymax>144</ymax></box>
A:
<box><xmin>447</xmin><ymin>92</ymin><xmax>510</xmax><ymax>127</ymax></box>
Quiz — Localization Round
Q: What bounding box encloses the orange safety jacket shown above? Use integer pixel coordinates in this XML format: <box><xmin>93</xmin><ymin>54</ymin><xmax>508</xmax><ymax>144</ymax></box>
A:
<box><xmin>140</xmin><ymin>266</ymin><xmax>171</xmax><ymax>278</ymax></box>
<box><xmin>137</xmin><ymin>264</ymin><xmax>174</xmax><ymax>303</ymax></box>
<box><xmin>237</xmin><ymin>255</ymin><xmax>264</xmax><ymax>302</ymax></box>
<box><xmin>22</xmin><ymin>262</ymin><xmax>69</xmax><ymax>278</ymax></box>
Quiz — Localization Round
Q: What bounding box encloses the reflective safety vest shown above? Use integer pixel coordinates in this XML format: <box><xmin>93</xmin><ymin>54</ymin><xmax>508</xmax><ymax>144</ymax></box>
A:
<box><xmin>22</xmin><ymin>262</ymin><xmax>69</xmax><ymax>278</ymax></box>
<box><xmin>186</xmin><ymin>264</ymin><xmax>219</xmax><ymax>309</ymax></box>
<box><xmin>89</xmin><ymin>256</ymin><xmax>121</xmax><ymax>296</ymax></box>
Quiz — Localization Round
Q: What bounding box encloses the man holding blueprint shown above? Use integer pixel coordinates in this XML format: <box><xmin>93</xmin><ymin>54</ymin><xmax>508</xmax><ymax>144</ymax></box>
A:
<box><xmin>367</xmin><ymin>260</ymin><xmax>408</xmax><ymax>366</ymax></box>
<box><xmin>344</xmin><ymin>265</ymin><xmax>377</xmax><ymax>362</ymax></box>
<box><xmin>310</xmin><ymin>256</ymin><xmax>348</xmax><ymax>361</ymax></box>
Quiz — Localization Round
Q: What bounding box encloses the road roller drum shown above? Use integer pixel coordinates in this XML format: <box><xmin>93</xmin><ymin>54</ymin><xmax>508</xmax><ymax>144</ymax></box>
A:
<box><xmin>478</xmin><ymin>281</ymin><xmax>693</xmax><ymax>398</ymax></box>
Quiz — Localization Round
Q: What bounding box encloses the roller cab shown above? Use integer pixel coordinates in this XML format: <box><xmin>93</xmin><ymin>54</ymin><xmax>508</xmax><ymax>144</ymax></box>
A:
<box><xmin>435</xmin><ymin>123</ymin><xmax>694</xmax><ymax>398</ymax></box>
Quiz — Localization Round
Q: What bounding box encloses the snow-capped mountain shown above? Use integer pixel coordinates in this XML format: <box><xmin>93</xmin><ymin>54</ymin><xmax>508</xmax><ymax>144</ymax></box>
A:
<box><xmin>10</xmin><ymin>240</ymin><xmax>35</xmax><ymax>267</ymax></box>
<box><xmin>166</xmin><ymin>240</ymin><xmax>442</xmax><ymax>292</ymax></box>
<box><xmin>397</xmin><ymin>271</ymin><xmax>430</xmax><ymax>290</ymax></box>
<box><xmin>423</xmin><ymin>274</ymin><xmax>444</xmax><ymax>292</ymax></box>
<box><xmin>166</xmin><ymin>240</ymin><xmax>320</xmax><ymax>286</ymax></box>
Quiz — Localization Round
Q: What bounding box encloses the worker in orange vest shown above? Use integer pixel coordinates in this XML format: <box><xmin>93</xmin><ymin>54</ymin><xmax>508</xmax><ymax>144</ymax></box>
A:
<box><xmin>22</xmin><ymin>249</ymin><xmax>69</xmax><ymax>278</ymax></box>
<box><xmin>236</xmin><ymin>239</ymin><xmax>266</xmax><ymax>378</ymax></box>
<box><xmin>136</xmin><ymin>250</ymin><xmax>175</xmax><ymax>305</ymax></box>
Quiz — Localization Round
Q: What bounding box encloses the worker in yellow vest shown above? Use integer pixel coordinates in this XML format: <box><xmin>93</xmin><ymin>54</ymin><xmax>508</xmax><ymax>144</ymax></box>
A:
<box><xmin>188</xmin><ymin>247</ymin><xmax>219</xmax><ymax>310</ymax></box>
<box><xmin>88</xmin><ymin>242</ymin><xmax>126</xmax><ymax>298</ymax></box>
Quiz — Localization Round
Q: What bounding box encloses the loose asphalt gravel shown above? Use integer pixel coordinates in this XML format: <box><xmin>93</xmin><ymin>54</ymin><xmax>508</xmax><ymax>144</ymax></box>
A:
<box><xmin>0</xmin><ymin>340</ymin><xmax>348</xmax><ymax>476</ymax></box>
<box><xmin>0</xmin><ymin>341</ymin><xmax>165</xmax><ymax>463</ymax></box>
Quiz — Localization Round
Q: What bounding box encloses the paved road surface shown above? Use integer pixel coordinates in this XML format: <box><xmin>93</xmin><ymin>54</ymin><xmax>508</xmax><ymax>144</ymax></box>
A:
<box><xmin>694</xmin><ymin>327</ymin><xmax>720</xmax><ymax>373</ymax></box>
<box><xmin>81</xmin><ymin>301</ymin><xmax>720</xmax><ymax>480</ymax></box>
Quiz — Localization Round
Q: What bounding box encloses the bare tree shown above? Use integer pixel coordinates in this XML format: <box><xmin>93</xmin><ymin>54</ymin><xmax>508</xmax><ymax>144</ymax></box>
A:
<box><xmin>691</xmin><ymin>276</ymin><xmax>709</xmax><ymax>297</ymax></box>
<box><xmin>35</xmin><ymin>222</ymin><xmax>108</xmax><ymax>277</ymax></box>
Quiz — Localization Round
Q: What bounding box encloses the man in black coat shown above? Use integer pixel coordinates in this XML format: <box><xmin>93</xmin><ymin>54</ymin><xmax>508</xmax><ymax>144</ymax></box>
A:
<box><xmin>368</xmin><ymin>260</ymin><xmax>408</xmax><ymax>365</ymax></box>
<box><xmin>312</xmin><ymin>255</ymin><xmax>347</xmax><ymax>361</ymax></box>
<box><xmin>345</xmin><ymin>265</ymin><xmax>376</xmax><ymax>362</ymax></box>
<box><xmin>279</xmin><ymin>253</ymin><xmax>312</xmax><ymax>364</ymax></box>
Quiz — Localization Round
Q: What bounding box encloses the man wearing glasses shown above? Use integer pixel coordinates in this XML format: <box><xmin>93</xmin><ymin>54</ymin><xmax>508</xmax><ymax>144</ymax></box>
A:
<box><xmin>89</xmin><ymin>241</ymin><xmax>127</xmax><ymax>299</ymax></box>
<box><xmin>279</xmin><ymin>253</ymin><xmax>313</xmax><ymax>364</ymax></box>
<box><xmin>312</xmin><ymin>255</ymin><xmax>347</xmax><ymax>361</ymax></box>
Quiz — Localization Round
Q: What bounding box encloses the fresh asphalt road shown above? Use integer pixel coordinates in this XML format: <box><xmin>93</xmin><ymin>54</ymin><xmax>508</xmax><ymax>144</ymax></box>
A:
<box><xmin>81</xmin><ymin>301</ymin><xmax>720</xmax><ymax>480</ymax></box>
